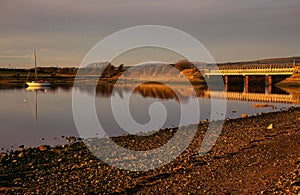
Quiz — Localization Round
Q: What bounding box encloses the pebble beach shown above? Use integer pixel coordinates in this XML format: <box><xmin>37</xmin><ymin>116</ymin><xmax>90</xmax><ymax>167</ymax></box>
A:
<box><xmin>0</xmin><ymin>107</ymin><xmax>299</xmax><ymax>194</ymax></box>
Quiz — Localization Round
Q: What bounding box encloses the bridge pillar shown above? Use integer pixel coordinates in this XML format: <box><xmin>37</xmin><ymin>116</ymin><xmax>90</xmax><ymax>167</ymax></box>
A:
<box><xmin>245</xmin><ymin>75</ymin><xmax>249</xmax><ymax>86</ymax></box>
<box><xmin>224</xmin><ymin>76</ymin><xmax>229</xmax><ymax>91</ymax></box>
<box><xmin>244</xmin><ymin>75</ymin><xmax>249</xmax><ymax>93</ymax></box>
<box><xmin>267</xmin><ymin>75</ymin><xmax>272</xmax><ymax>86</ymax></box>
<box><xmin>224</xmin><ymin>75</ymin><xmax>229</xmax><ymax>85</ymax></box>
<box><xmin>266</xmin><ymin>75</ymin><xmax>272</xmax><ymax>94</ymax></box>
<box><xmin>268</xmin><ymin>84</ymin><xmax>272</xmax><ymax>94</ymax></box>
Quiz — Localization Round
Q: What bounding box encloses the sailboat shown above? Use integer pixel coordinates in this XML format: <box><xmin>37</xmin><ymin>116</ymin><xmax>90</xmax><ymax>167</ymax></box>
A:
<box><xmin>26</xmin><ymin>50</ymin><xmax>51</xmax><ymax>87</ymax></box>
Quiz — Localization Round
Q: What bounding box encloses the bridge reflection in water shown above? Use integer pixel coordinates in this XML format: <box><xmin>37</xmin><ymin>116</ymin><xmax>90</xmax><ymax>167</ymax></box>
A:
<box><xmin>204</xmin><ymin>90</ymin><xmax>300</xmax><ymax>104</ymax></box>
<box><xmin>75</xmin><ymin>82</ymin><xmax>300</xmax><ymax>105</ymax></box>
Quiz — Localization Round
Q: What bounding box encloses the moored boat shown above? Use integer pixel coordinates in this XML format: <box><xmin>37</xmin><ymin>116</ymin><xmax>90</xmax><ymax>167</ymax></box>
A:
<box><xmin>26</xmin><ymin>50</ymin><xmax>51</xmax><ymax>88</ymax></box>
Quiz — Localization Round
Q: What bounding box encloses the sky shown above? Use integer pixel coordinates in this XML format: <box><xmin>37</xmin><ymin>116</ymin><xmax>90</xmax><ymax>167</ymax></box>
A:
<box><xmin>0</xmin><ymin>0</ymin><xmax>300</xmax><ymax>68</ymax></box>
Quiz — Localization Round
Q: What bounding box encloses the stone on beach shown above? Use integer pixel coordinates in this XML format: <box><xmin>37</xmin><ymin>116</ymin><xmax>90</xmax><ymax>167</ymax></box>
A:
<box><xmin>267</xmin><ymin>124</ymin><xmax>273</xmax><ymax>129</ymax></box>
<box><xmin>66</xmin><ymin>136</ymin><xmax>77</xmax><ymax>143</ymax></box>
<box><xmin>242</xmin><ymin>113</ymin><xmax>248</xmax><ymax>118</ymax></box>
<box><xmin>0</xmin><ymin>153</ymin><xmax>7</xmax><ymax>158</ymax></box>
<box><xmin>38</xmin><ymin>145</ymin><xmax>49</xmax><ymax>151</ymax></box>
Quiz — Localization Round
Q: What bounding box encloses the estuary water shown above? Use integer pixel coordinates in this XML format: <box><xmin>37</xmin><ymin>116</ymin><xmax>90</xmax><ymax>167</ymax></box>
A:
<box><xmin>0</xmin><ymin>83</ymin><xmax>299</xmax><ymax>151</ymax></box>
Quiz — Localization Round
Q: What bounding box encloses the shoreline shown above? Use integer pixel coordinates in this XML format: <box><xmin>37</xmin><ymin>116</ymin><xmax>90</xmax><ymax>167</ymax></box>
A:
<box><xmin>1</xmin><ymin>76</ymin><xmax>299</xmax><ymax>87</ymax></box>
<box><xmin>0</xmin><ymin>107</ymin><xmax>299</xmax><ymax>194</ymax></box>
<box><xmin>0</xmin><ymin>105</ymin><xmax>297</xmax><ymax>154</ymax></box>
<box><xmin>0</xmin><ymin>66</ymin><xmax>299</xmax><ymax>87</ymax></box>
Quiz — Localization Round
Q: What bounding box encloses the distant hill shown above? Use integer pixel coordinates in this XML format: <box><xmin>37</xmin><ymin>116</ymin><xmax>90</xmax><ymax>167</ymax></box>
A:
<box><xmin>84</xmin><ymin>56</ymin><xmax>300</xmax><ymax>69</ymax></box>
<box><xmin>78</xmin><ymin>56</ymin><xmax>300</xmax><ymax>78</ymax></box>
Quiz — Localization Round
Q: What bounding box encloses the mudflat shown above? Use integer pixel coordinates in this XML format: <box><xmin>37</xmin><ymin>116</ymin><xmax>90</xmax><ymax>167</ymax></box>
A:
<box><xmin>0</xmin><ymin>108</ymin><xmax>299</xmax><ymax>194</ymax></box>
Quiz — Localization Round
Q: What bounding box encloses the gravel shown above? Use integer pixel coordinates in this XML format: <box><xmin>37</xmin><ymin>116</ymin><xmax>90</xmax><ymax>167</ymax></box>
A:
<box><xmin>0</xmin><ymin>107</ymin><xmax>299</xmax><ymax>194</ymax></box>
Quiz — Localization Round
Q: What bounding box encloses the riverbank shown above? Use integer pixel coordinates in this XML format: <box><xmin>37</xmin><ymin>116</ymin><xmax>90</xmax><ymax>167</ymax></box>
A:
<box><xmin>0</xmin><ymin>107</ymin><xmax>299</xmax><ymax>194</ymax></box>
<box><xmin>277</xmin><ymin>73</ymin><xmax>300</xmax><ymax>87</ymax></box>
<box><xmin>1</xmin><ymin>66</ymin><xmax>299</xmax><ymax>87</ymax></box>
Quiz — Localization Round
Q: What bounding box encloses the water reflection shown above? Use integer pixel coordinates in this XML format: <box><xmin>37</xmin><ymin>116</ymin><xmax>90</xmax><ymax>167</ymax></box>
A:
<box><xmin>13</xmin><ymin>81</ymin><xmax>297</xmax><ymax>104</ymax></box>
<box><xmin>26</xmin><ymin>87</ymin><xmax>51</xmax><ymax>123</ymax></box>
<box><xmin>75</xmin><ymin>82</ymin><xmax>300</xmax><ymax>104</ymax></box>
<box><xmin>0</xmin><ymin>82</ymin><xmax>299</xmax><ymax>151</ymax></box>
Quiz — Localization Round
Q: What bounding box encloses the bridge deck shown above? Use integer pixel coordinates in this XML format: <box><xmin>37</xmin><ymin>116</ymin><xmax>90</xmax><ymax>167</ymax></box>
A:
<box><xmin>205</xmin><ymin>63</ymin><xmax>297</xmax><ymax>76</ymax></box>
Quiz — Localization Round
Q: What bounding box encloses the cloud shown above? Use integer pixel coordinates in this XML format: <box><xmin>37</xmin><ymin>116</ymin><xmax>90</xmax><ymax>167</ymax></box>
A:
<box><xmin>0</xmin><ymin>0</ymin><xmax>299</xmax><ymax>67</ymax></box>
<box><xmin>0</xmin><ymin>55</ymin><xmax>31</xmax><ymax>59</ymax></box>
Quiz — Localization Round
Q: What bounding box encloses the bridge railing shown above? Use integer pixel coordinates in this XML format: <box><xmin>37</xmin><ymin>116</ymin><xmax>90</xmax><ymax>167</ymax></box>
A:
<box><xmin>217</xmin><ymin>67</ymin><xmax>295</xmax><ymax>73</ymax></box>
<box><xmin>218</xmin><ymin>63</ymin><xmax>296</xmax><ymax>70</ymax></box>
<box><xmin>205</xmin><ymin>63</ymin><xmax>296</xmax><ymax>75</ymax></box>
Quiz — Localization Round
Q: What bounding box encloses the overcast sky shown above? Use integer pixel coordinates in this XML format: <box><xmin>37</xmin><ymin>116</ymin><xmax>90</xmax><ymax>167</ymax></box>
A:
<box><xmin>0</xmin><ymin>0</ymin><xmax>299</xmax><ymax>67</ymax></box>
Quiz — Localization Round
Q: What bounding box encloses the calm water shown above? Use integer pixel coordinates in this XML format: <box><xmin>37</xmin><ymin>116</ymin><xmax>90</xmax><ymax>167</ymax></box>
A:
<box><xmin>0</xmin><ymin>84</ymin><xmax>299</xmax><ymax>151</ymax></box>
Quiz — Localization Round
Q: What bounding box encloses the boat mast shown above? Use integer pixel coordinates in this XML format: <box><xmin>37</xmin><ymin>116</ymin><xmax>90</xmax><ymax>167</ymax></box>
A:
<box><xmin>35</xmin><ymin>89</ymin><xmax>38</xmax><ymax>123</ymax></box>
<box><xmin>33</xmin><ymin>49</ymin><xmax>37</xmax><ymax>81</ymax></box>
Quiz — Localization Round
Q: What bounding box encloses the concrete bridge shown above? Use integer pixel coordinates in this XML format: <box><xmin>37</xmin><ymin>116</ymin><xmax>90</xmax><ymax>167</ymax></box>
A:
<box><xmin>204</xmin><ymin>62</ymin><xmax>298</xmax><ymax>92</ymax></box>
<box><xmin>205</xmin><ymin>63</ymin><xmax>296</xmax><ymax>76</ymax></box>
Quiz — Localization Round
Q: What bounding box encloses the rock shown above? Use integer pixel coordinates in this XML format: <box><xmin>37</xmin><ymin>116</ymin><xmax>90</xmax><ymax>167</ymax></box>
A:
<box><xmin>38</xmin><ymin>145</ymin><xmax>49</xmax><ymax>151</ymax></box>
<box><xmin>267</xmin><ymin>124</ymin><xmax>273</xmax><ymax>129</ymax></box>
<box><xmin>19</xmin><ymin>145</ymin><xmax>25</xmax><ymax>149</ymax></box>
<box><xmin>291</xmin><ymin>181</ymin><xmax>300</xmax><ymax>186</ymax></box>
<box><xmin>18</xmin><ymin>152</ymin><xmax>24</xmax><ymax>158</ymax></box>
<box><xmin>242</xmin><ymin>113</ymin><xmax>248</xmax><ymax>118</ymax></box>
<box><xmin>13</xmin><ymin>178</ymin><xmax>21</xmax><ymax>183</ymax></box>
<box><xmin>0</xmin><ymin>152</ymin><xmax>7</xmax><ymax>158</ymax></box>
<box><xmin>66</xmin><ymin>136</ymin><xmax>76</xmax><ymax>143</ymax></box>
